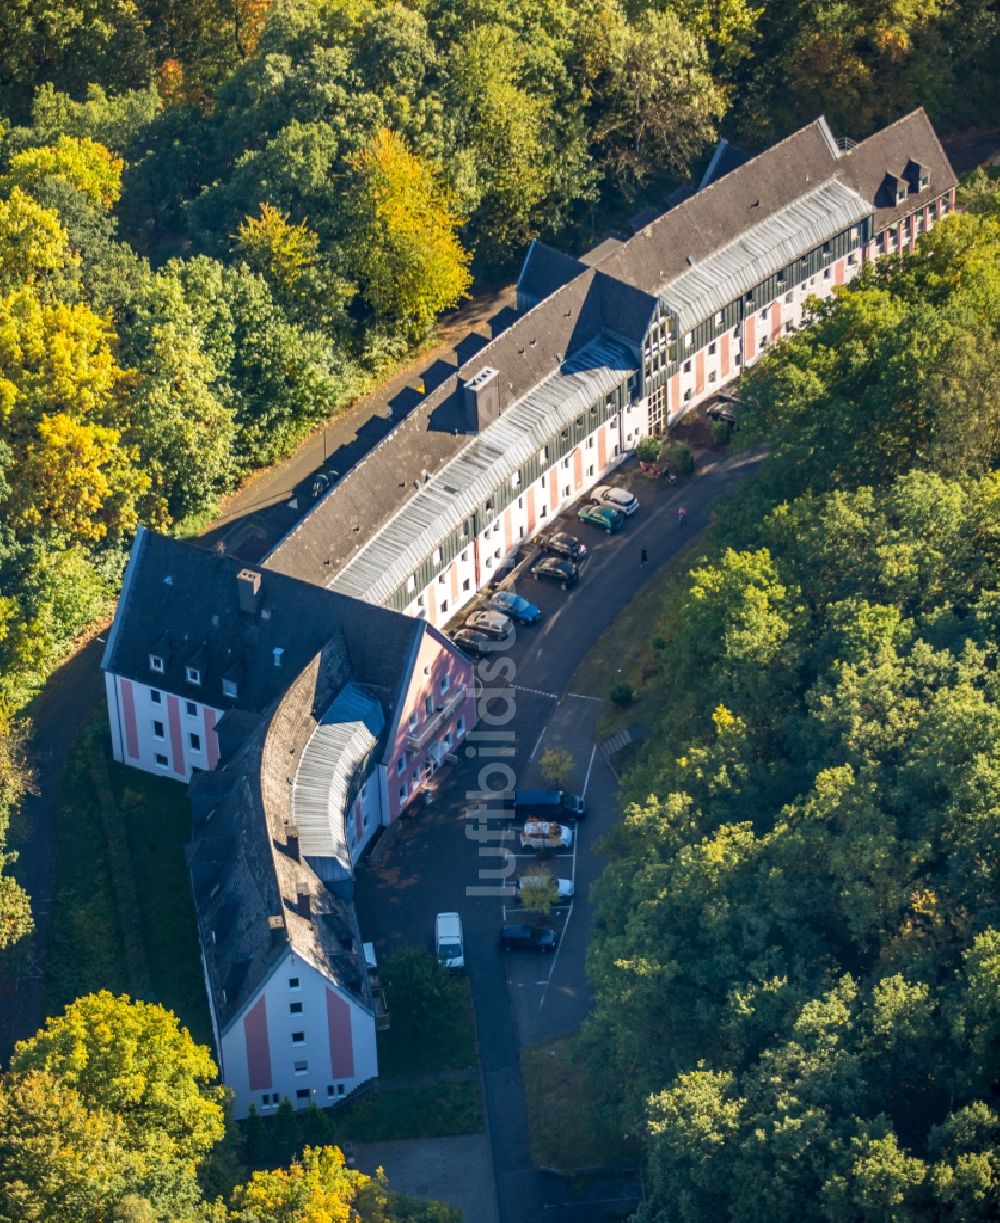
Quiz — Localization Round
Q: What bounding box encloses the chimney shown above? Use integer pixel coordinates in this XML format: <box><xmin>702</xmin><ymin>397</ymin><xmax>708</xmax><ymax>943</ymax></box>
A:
<box><xmin>462</xmin><ymin>366</ymin><xmax>501</xmax><ymax>431</ymax></box>
<box><xmin>285</xmin><ymin>822</ymin><xmax>300</xmax><ymax>860</ymax></box>
<box><xmin>297</xmin><ymin>887</ymin><xmax>312</xmax><ymax>919</ymax></box>
<box><xmin>236</xmin><ymin>568</ymin><xmax>261</xmax><ymax>615</ymax></box>
<box><xmin>268</xmin><ymin>914</ymin><xmax>285</xmax><ymax>946</ymax></box>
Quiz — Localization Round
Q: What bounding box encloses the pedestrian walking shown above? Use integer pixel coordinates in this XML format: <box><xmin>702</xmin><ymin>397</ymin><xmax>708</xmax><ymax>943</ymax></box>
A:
<box><xmin>678</xmin><ymin>505</ymin><xmax>688</xmax><ymax>527</ymax></box>
<box><xmin>640</xmin><ymin>547</ymin><xmax>648</xmax><ymax>566</ymax></box>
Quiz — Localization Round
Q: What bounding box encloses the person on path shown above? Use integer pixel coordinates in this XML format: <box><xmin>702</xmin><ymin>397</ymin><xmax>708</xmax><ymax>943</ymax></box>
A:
<box><xmin>678</xmin><ymin>505</ymin><xmax>688</xmax><ymax>527</ymax></box>
<box><xmin>640</xmin><ymin>547</ymin><xmax>648</xmax><ymax>566</ymax></box>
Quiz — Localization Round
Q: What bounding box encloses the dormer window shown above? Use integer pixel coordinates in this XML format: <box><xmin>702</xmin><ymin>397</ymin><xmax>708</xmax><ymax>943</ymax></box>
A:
<box><xmin>186</xmin><ymin>665</ymin><xmax>201</xmax><ymax>686</ymax></box>
<box><xmin>222</xmin><ymin>678</ymin><xmax>238</xmax><ymax>699</ymax></box>
<box><xmin>149</xmin><ymin>654</ymin><xmax>164</xmax><ymax>673</ymax></box>
<box><xmin>896</xmin><ymin>185</ymin><xmax>907</xmax><ymax>203</ymax></box>
<box><xmin>919</xmin><ymin>172</ymin><xmax>929</xmax><ymax>190</ymax></box>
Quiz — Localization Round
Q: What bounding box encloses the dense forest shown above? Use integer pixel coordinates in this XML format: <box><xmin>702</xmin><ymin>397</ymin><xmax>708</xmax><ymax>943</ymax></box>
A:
<box><xmin>584</xmin><ymin>181</ymin><xmax>1000</xmax><ymax>1219</ymax></box>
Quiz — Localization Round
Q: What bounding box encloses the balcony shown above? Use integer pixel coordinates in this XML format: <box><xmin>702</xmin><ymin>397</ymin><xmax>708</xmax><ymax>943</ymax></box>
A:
<box><xmin>407</xmin><ymin>685</ymin><xmax>467</xmax><ymax>752</ymax></box>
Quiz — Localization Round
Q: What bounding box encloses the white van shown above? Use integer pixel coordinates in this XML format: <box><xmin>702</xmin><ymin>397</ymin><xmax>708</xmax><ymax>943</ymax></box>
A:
<box><xmin>435</xmin><ymin>912</ymin><xmax>464</xmax><ymax>972</ymax></box>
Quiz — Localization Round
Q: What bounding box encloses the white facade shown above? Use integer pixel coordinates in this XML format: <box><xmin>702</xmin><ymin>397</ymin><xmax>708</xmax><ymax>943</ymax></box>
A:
<box><xmin>105</xmin><ymin>670</ymin><xmax>221</xmax><ymax>782</ymax></box>
<box><xmin>220</xmin><ymin>950</ymin><xmax>378</xmax><ymax>1120</ymax></box>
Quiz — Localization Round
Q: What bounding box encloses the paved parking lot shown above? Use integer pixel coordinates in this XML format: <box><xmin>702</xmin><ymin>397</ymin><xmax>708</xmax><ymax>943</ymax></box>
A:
<box><xmin>356</xmin><ymin>450</ymin><xmax>762</xmax><ymax>1222</ymax></box>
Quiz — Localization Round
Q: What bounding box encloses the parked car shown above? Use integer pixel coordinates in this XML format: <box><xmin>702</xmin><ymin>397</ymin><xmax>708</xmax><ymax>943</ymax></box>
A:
<box><xmin>544</xmin><ymin>532</ymin><xmax>587</xmax><ymax>562</ymax></box>
<box><xmin>452</xmin><ymin>628</ymin><xmax>494</xmax><ymax>659</ymax></box>
<box><xmin>498</xmin><ymin>923</ymin><xmax>558</xmax><ymax>953</ymax></box>
<box><xmin>508</xmin><ymin>788</ymin><xmax>585</xmax><ymax>820</ymax></box>
<box><xmin>517</xmin><ymin>874</ymin><xmax>575</xmax><ymax>901</ymax></box>
<box><xmin>520</xmin><ymin>819</ymin><xmax>573</xmax><ymax>850</ymax></box>
<box><xmin>465</xmin><ymin>609</ymin><xmax>512</xmax><ymax>639</ymax></box>
<box><xmin>591</xmin><ymin>485</ymin><xmax>639</xmax><ymax>516</ymax></box>
<box><xmin>489</xmin><ymin>591</ymin><xmax>541</xmax><ymax>624</ymax></box>
<box><xmin>436</xmin><ymin>912</ymin><xmax>464</xmax><ymax>973</ymax></box>
<box><xmin>530</xmin><ymin>557</ymin><xmax>579</xmax><ymax>589</ymax></box>
<box><xmin>578</xmin><ymin>503</ymin><xmax>623</xmax><ymax>533</ymax></box>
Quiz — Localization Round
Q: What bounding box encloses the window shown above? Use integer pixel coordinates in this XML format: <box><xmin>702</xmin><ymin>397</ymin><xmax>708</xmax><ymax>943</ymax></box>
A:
<box><xmin>708</xmin><ymin>371</ymin><xmax>717</xmax><ymax>384</ymax></box>
<box><xmin>848</xmin><ymin>252</ymin><xmax>857</xmax><ymax>265</ymax></box>
<box><xmin>150</xmin><ymin>689</ymin><xmax>162</xmax><ymax>705</ymax></box>
<box><xmin>396</xmin><ymin>754</ymin><xmax>406</xmax><ymax>775</ymax></box>
<box><xmin>262</xmin><ymin>1093</ymin><xmax>280</xmax><ymax>1108</ymax></box>
<box><xmin>408</xmin><ymin>712</ymin><xmax>418</xmax><ymax>731</ymax></box>
<box><xmin>290</xmin><ymin>1001</ymin><xmax>303</xmax><ymax>1014</ymax></box>
<box><xmin>153</xmin><ymin>720</ymin><xmax>165</xmax><ymax>739</ymax></box>
<box><xmin>438</xmin><ymin>573</ymin><xmax>446</xmax><ymax>585</ymax></box>
<box><xmin>327</xmin><ymin>1085</ymin><xmax>336</xmax><ymax>1098</ymax></box>
<box><xmin>440</xmin><ymin>673</ymin><xmax>450</xmax><ymax>694</ymax></box>
<box><xmin>715</xmin><ymin>310</ymin><xmax>724</xmax><ymax>326</ymax></box>
<box><xmin>439</xmin><ymin>599</ymin><xmax>448</xmax><ymax>615</ymax></box>
<box><xmin>760</xmin><ymin>306</ymin><xmax>769</xmax><ymax>321</ymax></box>
<box><xmin>683</xmin><ymin>389</ymin><xmax>692</xmax><ymax>402</ymax></box>
<box><xmin>222</xmin><ymin>678</ymin><xmax>238</xmax><ymax>699</ymax></box>
<box><xmin>425</xmin><ymin>695</ymin><xmax>434</xmax><ymax>716</ymax></box>
<box><xmin>456</xmin><ymin>716</ymin><xmax>465</xmax><ymax>737</ymax></box>
<box><xmin>683</xmin><ymin>360</ymin><xmax>691</xmax><ymax>374</ymax></box>
<box><xmin>149</xmin><ymin>654</ymin><xmax>164</xmax><ymax>673</ymax></box>
<box><xmin>461</xmin><ymin>549</ymin><xmax>468</xmax><ymax>563</ymax></box>
<box><xmin>291</xmin><ymin>1032</ymin><xmax>305</xmax><ymax>1045</ymax></box>
<box><xmin>399</xmin><ymin>784</ymin><xmax>408</xmax><ymax>802</ymax></box>
<box><xmin>785</xmin><ymin>291</ymin><xmax>793</xmax><ymax>305</ymax></box>
<box><xmin>587</xmin><ymin>465</ymin><xmax>594</xmax><ymax>477</ymax></box>
<box><xmin>289</xmin><ymin>977</ymin><xmax>300</xmax><ymax>989</ymax></box>
<box><xmin>185</xmin><ymin>666</ymin><xmax>201</xmax><ymax>686</ymax></box>
<box><xmin>294</xmin><ymin>1060</ymin><xmax>308</xmax><ymax>1074</ymax></box>
<box><xmin>823</xmin><ymin>267</ymin><xmax>832</xmax><ymax>280</ymax></box>
<box><xmin>462</xmin><ymin>578</ymin><xmax>471</xmax><ymax>592</ymax></box>
<box><xmin>185</xmin><ymin>700</ymin><xmax>197</xmax><ymax>717</ymax></box>
<box><xmin>785</xmin><ymin>321</ymin><xmax>795</xmax><ymax>335</ymax></box>
<box><xmin>189</xmin><ymin>732</ymin><xmax>201</xmax><ymax>752</ymax></box>
<box><xmin>155</xmin><ymin>753</ymin><xmax>169</xmax><ymax>768</ymax></box>
<box><xmin>296</xmin><ymin>1088</ymin><xmax>310</xmax><ymax>1101</ymax></box>
<box><xmin>760</xmin><ymin>335</ymin><xmax>769</xmax><ymax>350</ymax></box>
<box><xmin>708</xmin><ymin>342</ymin><xmax>716</xmax><ymax>356</ymax></box>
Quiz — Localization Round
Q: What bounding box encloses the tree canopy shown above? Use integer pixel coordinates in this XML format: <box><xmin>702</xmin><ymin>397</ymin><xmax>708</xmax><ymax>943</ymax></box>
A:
<box><xmin>585</xmin><ymin>188</ymin><xmax>1000</xmax><ymax>1222</ymax></box>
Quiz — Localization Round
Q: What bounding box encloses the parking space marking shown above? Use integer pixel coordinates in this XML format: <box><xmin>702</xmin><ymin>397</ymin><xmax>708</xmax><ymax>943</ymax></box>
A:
<box><xmin>566</xmin><ymin>692</ymin><xmax>601</xmax><ymax>702</ymax></box>
<box><xmin>515</xmin><ymin>684</ymin><xmax>561</xmax><ymax>700</ymax></box>
<box><xmin>537</xmin><ymin>818</ymin><xmax>580</xmax><ymax>1012</ymax></box>
<box><xmin>582</xmin><ymin>743</ymin><xmax>597</xmax><ymax>800</ymax></box>
<box><xmin>529</xmin><ymin>725</ymin><xmax>547</xmax><ymax>760</ymax></box>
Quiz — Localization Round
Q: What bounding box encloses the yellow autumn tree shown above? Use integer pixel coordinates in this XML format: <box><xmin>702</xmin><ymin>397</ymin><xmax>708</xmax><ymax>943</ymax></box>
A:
<box><xmin>235</xmin><ymin>204</ymin><xmax>320</xmax><ymax>297</ymax></box>
<box><xmin>347</xmin><ymin>128</ymin><xmax>471</xmax><ymax>340</ymax></box>
<box><xmin>0</xmin><ymin>188</ymin><xmax>73</xmax><ymax>290</ymax></box>
<box><xmin>228</xmin><ymin>1145</ymin><xmax>373</xmax><ymax>1221</ymax></box>
<box><xmin>0</xmin><ymin>135</ymin><xmax>124</xmax><ymax>209</ymax></box>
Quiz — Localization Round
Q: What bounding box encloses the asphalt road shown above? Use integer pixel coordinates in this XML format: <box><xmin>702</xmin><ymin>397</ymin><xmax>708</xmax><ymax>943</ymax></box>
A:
<box><xmin>356</xmin><ymin>449</ymin><xmax>763</xmax><ymax>1223</ymax></box>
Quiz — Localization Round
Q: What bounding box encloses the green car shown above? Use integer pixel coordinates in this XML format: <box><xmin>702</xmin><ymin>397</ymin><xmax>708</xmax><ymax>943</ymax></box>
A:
<box><xmin>578</xmin><ymin>503</ymin><xmax>623</xmax><ymax>533</ymax></box>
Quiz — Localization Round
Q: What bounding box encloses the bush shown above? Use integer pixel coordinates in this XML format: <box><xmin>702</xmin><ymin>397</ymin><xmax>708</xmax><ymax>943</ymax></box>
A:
<box><xmin>539</xmin><ymin>747</ymin><xmax>573</xmax><ymax>788</ymax></box>
<box><xmin>711</xmin><ymin>419</ymin><xmax>733</xmax><ymax>447</ymax></box>
<box><xmin>667</xmin><ymin>441</ymin><xmax>695</xmax><ymax>474</ymax></box>
<box><xmin>610</xmin><ymin>682</ymin><xmax>634</xmax><ymax>707</ymax></box>
<box><xmin>382</xmin><ymin>948</ymin><xmax>451</xmax><ymax>1035</ymax></box>
<box><xmin>636</xmin><ymin>435</ymin><xmax>662</xmax><ymax>462</ymax></box>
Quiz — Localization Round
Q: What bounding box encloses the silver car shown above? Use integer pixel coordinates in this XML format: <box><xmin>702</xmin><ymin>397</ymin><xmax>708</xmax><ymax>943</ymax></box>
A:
<box><xmin>465</xmin><ymin>609</ymin><xmax>513</xmax><ymax>639</ymax></box>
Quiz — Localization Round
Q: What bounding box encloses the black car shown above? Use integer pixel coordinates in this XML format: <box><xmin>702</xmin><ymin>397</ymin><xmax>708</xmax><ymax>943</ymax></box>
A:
<box><xmin>530</xmin><ymin>557</ymin><xmax>578</xmax><ymax>589</ymax></box>
<box><xmin>498</xmin><ymin>923</ymin><xmax>558</xmax><ymax>953</ymax></box>
<box><xmin>544</xmin><ymin>532</ymin><xmax>588</xmax><ymax>562</ymax></box>
<box><xmin>451</xmin><ymin>628</ymin><xmax>495</xmax><ymax>659</ymax></box>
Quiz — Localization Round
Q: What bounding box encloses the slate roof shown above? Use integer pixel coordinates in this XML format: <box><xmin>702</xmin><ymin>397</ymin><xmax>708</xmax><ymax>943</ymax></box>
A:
<box><xmin>329</xmin><ymin>335</ymin><xmax>636</xmax><ymax>605</ymax></box>
<box><xmin>188</xmin><ymin>643</ymin><xmax>373</xmax><ymax>1033</ymax></box>
<box><xmin>103</xmin><ymin>529</ymin><xmax>421</xmax><ymax>718</ymax></box>
<box><xmin>516</xmin><ymin>238</ymin><xmax>587</xmax><ymax>305</ymax></box>
<box><xmin>264</xmin><ymin>109</ymin><xmax>954</xmax><ymax>595</ymax></box>
<box><xmin>699</xmin><ymin>137</ymin><xmax>751</xmax><ymax>190</ymax></box>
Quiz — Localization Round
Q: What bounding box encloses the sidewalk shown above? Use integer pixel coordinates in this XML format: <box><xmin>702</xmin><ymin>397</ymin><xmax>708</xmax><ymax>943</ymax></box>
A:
<box><xmin>355</xmin><ymin>1133</ymin><xmax>499</xmax><ymax>1223</ymax></box>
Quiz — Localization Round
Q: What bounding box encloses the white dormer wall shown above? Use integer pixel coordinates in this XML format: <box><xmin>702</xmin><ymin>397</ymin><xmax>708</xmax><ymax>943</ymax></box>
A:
<box><xmin>219</xmin><ymin>949</ymin><xmax>378</xmax><ymax>1121</ymax></box>
<box><xmin>105</xmin><ymin>671</ymin><xmax>222</xmax><ymax>782</ymax></box>
<box><xmin>344</xmin><ymin>771</ymin><xmax>384</xmax><ymax>865</ymax></box>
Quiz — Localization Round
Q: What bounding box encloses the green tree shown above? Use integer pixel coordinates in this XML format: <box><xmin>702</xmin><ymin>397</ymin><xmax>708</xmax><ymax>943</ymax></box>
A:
<box><xmin>539</xmin><ymin>747</ymin><xmax>573</xmax><ymax>789</ymax></box>
<box><xmin>346</xmin><ymin>128</ymin><xmax>470</xmax><ymax>340</ymax></box>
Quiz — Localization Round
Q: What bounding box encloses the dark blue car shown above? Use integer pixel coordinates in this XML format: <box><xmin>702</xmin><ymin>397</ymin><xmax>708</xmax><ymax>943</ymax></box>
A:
<box><xmin>489</xmin><ymin>590</ymin><xmax>541</xmax><ymax>624</ymax></box>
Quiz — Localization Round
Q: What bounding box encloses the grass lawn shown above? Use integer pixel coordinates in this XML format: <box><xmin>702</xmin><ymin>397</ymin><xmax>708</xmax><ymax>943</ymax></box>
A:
<box><xmin>328</xmin><ymin>1079</ymin><xmax>483</xmax><ymax>1144</ymax></box>
<box><xmin>571</xmin><ymin>535</ymin><xmax>708</xmax><ymax>741</ymax></box>
<box><xmin>377</xmin><ymin>975</ymin><xmax>478</xmax><ymax>1078</ymax></box>
<box><xmin>521</xmin><ymin>1035</ymin><xmax>636</xmax><ymax>1174</ymax></box>
<box><xmin>44</xmin><ymin>713</ymin><xmax>212</xmax><ymax>1046</ymax></box>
